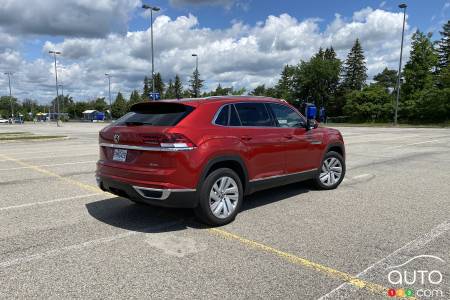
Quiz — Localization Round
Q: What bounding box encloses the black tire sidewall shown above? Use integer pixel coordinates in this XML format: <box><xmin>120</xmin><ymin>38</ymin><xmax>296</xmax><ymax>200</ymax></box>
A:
<box><xmin>315</xmin><ymin>151</ymin><xmax>346</xmax><ymax>190</ymax></box>
<box><xmin>195</xmin><ymin>168</ymin><xmax>243</xmax><ymax>226</ymax></box>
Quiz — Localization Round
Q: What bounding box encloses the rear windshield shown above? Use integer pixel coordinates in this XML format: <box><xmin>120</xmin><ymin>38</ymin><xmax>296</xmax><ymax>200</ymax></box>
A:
<box><xmin>114</xmin><ymin>102</ymin><xmax>194</xmax><ymax>126</ymax></box>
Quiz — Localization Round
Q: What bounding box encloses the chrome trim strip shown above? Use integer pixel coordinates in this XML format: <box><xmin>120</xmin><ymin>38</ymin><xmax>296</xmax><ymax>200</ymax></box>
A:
<box><xmin>100</xmin><ymin>143</ymin><xmax>195</xmax><ymax>152</ymax></box>
<box><xmin>132</xmin><ymin>185</ymin><xmax>196</xmax><ymax>201</ymax></box>
<box><xmin>249</xmin><ymin>168</ymin><xmax>317</xmax><ymax>183</ymax></box>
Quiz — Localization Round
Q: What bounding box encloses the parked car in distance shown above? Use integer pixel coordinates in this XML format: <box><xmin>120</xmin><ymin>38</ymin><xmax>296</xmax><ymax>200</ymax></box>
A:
<box><xmin>0</xmin><ymin>118</ymin><xmax>9</xmax><ymax>124</ymax></box>
<box><xmin>96</xmin><ymin>96</ymin><xmax>346</xmax><ymax>225</ymax></box>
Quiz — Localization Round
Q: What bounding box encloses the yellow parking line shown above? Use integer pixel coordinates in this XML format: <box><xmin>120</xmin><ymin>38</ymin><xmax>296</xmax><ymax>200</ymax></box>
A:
<box><xmin>0</xmin><ymin>153</ymin><xmax>102</xmax><ymax>193</ymax></box>
<box><xmin>208</xmin><ymin>227</ymin><xmax>401</xmax><ymax>298</ymax></box>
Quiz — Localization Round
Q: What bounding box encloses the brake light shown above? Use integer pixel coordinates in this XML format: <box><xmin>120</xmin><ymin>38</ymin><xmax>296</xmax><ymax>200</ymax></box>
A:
<box><xmin>142</xmin><ymin>133</ymin><xmax>196</xmax><ymax>148</ymax></box>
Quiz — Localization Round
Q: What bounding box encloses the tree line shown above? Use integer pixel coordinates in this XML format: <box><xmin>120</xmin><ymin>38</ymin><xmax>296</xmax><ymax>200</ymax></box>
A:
<box><xmin>1</xmin><ymin>21</ymin><xmax>449</xmax><ymax>123</ymax></box>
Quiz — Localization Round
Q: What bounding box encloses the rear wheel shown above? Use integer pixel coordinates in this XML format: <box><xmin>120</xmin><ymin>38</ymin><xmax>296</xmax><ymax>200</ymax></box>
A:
<box><xmin>194</xmin><ymin>168</ymin><xmax>243</xmax><ymax>226</ymax></box>
<box><xmin>313</xmin><ymin>151</ymin><xmax>345</xmax><ymax>190</ymax></box>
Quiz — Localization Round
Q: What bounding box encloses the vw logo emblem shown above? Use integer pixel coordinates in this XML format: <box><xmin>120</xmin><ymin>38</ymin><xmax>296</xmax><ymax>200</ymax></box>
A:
<box><xmin>113</xmin><ymin>133</ymin><xmax>120</xmax><ymax>144</ymax></box>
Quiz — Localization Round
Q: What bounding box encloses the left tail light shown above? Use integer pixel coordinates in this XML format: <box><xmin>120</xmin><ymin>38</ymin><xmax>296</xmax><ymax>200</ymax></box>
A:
<box><xmin>142</xmin><ymin>133</ymin><xmax>196</xmax><ymax>148</ymax></box>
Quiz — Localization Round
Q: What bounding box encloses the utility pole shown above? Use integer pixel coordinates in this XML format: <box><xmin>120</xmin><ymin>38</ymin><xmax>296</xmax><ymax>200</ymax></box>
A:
<box><xmin>4</xmin><ymin>72</ymin><xmax>13</xmax><ymax>120</ymax></box>
<box><xmin>142</xmin><ymin>3</ymin><xmax>160</xmax><ymax>97</ymax></box>
<box><xmin>394</xmin><ymin>3</ymin><xmax>407</xmax><ymax>126</ymax></box>
<box><xmin>105</xmin><ymin>73</ymin><xmax>112</xmax><ymax>119</ymax></box>
<box><xmin>49</xmin><ymin>50</ymin><xmax>61</xmax><ymax>127</ymax></box>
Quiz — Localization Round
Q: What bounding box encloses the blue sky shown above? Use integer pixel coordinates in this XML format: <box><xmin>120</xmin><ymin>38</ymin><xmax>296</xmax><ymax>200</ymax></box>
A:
<box><xmin>1</xmin><ymin>0</ymin><xmax>449</xmax><ymax>102</ymax></box>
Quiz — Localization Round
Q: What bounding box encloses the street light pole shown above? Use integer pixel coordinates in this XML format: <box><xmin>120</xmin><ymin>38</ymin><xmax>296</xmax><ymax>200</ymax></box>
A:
<box><xmin>105</xmin><ymin>73</ymin><xmax>112</xmax><ymax>119</ymax></box>
<box><xmin>58</xmin><ymin>84</ymin><xmax>64</xmax><ymax>116</ymax></box>
<box><xmin>192</xmin><ymin>53</ymin><xmax>199</xmax><ymax>97</ymax></box>
<box><xmin>142</xmin><ymin>4</ymin><xmax>160</xmax><ymax>97</ymax></box>
<box><xmin>49</xmin><ymin>50</ymin><xmax>61</xmax><ymax>127</ymax></box>
<box><xmin>394</xmin><ymin>3</ymin><xmax>407</xmax><ymax>126</ymax></box>
<box><xmin>4</xmin><ymin>72</ymin><xmax>13</xmax><ymax>119</ymax></box>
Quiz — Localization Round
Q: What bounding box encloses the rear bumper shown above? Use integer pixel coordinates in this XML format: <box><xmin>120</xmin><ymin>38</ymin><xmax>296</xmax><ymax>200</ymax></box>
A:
<box><xmin>97</xmin><ymin>176</ymin><xmax>199</xmax><ymax>208</ymax></box>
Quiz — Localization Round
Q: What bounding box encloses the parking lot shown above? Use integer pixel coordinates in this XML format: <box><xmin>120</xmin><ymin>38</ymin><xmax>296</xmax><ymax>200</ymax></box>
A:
<box><xmin>0</xmin><ymin>123</ymin><xmax>449</xmax><ymax>299</ymax></box>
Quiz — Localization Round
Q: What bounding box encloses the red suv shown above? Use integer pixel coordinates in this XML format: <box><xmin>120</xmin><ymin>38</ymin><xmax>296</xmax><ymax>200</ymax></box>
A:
<box><xmin>96</xmin><ymin>96</ymin><xmax>345</xmax><ymax>225</ymax></box>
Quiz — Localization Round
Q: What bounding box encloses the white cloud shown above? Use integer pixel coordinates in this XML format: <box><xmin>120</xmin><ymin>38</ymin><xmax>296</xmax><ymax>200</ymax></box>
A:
<box><xmin>1</xmin><ymin>7</ymin><xmax>412</xmax><ymax>103</ymax></box>
<box><xmin>0</xmin><ymin>0</ymin><xmax>139</xmax><ymax>37</ymax></box>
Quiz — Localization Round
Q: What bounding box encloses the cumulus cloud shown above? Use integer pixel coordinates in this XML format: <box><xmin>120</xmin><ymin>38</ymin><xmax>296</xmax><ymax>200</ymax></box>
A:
<box><xmin>0</xmin><ymin>0</ymin><xmax>139</xmax><ymax>37</ymax></box>
<box><xmin>1</xmin><ymin>7</ymin><xmax>411</xmax><ymax>103</ymax></box>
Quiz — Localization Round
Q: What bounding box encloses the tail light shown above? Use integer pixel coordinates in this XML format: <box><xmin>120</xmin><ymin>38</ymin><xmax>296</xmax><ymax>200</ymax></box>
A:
<box><xmin>142</xmin><ymin>133</ymin><xmax>196</xmax><ymax>148</ymax></box>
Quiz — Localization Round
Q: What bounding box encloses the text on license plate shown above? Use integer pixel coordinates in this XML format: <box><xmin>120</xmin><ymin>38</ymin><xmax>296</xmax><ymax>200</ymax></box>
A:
<box><xmin>113</xmin><ymin>149</ymin><xmax>127</xmax><ymax>162</ymax></box>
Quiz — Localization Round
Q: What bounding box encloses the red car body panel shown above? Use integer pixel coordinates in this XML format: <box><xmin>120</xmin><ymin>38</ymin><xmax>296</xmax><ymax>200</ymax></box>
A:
<box><xmin>96</xmin><ymin>97</ymin><xmax>345</xmax><ymax>207</ymax></box>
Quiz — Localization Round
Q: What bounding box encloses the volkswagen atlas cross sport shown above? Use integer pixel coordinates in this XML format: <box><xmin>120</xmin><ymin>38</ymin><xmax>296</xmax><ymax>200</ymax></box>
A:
<box><xmin>96</xmin><ymin>96</ymin><xmax>345</xmax><ymax>225</ymax></box>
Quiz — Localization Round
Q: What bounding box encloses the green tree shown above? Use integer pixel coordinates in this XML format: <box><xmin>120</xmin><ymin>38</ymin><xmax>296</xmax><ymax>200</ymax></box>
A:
<box><xmin>343</xmin><ymin>85</ymin><xmax>394</xmax><ymax>122</ymax></box>
<box><xmin>437</xmin><ymin>20</ymin><xmax>450</xmax><ymax>71</ymax></box>
<box><xmin>174</xmin><ymin>75</ymin><xmax>183</xmax><ymax>99</ymax></box>
<box><xmin>153</xmin><ymin>72</ymin><xmax>165</xmax><ymax>99</ymax></box>
<box><xmin>295</xmin><ymin>47</ymin><xmax>341</xmax><ymax>107</ymax></box>
<box><xmin>275</xmin><ymin>64</ymin><xmax>296</xmax><ymax>101</ymax></box>
<box><xmin>111</xmin><ymin>92</ymin><xmax>127</xmax><ymax>118</ymax></box>
<box><xmin>373</xmin><ymin>68</ymin><xmax>398</xmax><ymax>89</ymax></box>
<box><xmin>165</xmin><ymin>79</ymin><xmax>175</xmax><ymax>99</ymax></box>
<box><xmin>251</xmin><ymin>84</ymin><xmax>266</xmax><ymax>96</ymax></box>
<box><xmin>189</xmin><ymin>69</ymin><xmax>204</xmax><ymax>97</ymax></box>
<box><xmin>91</xmin><ymin>97</ymin><xmax>108</xmax><ymax>112</ymax></box>
<box><xmin>128</xmin><ymin>90</ymin><xmax>142</xmax><ymax>110</ymax></box>
<box><xmin>142</xmin><ymin>76</ymin><xmax>150</xmax><ymax>99</ymax></box>
<box><xmin>402</xmin><ymin>30</ymin><xmax>438</xmax><ymax>105</ymax></box>
<box><xmin>342</xmin><ymin>39</ymin><xmax>367</xmax><ymax>91</ymax></box>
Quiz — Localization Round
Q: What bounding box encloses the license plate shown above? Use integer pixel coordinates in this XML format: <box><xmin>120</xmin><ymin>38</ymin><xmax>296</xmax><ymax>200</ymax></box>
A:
<box><xmin>113</xmin><ymin>149</ymin><xmax>127</xmax><ymax>162</ymax></box>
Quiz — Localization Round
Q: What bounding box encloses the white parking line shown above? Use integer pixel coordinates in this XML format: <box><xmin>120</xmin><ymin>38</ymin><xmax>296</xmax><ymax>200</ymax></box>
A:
<box><xmin>0</xmin><ymin>193</ymin><xmax>103</xmax><ymax>211</ymax></box>
<box><xmin>0</xmin><ymin>220</ymin><xmax>182</xmax><ymax>268</ymax></box>
<box><xmin>0</xmin><ymin>161</ymin><xmax>96</xmax><ymax>171</ymax></box>
<box><xmin>388</xmin><ymin>139</ymin><xmax>442</xmax><ymax>149</ymax></box>
<box><xmin>318</xmin><ymin>220</ymin><xmax>450</xmax><ymax>299</ymax></box>
<box><xmin>0</xmin><ymin>153</ymin><xmax>97</xmax><ymax>162</ymax></box>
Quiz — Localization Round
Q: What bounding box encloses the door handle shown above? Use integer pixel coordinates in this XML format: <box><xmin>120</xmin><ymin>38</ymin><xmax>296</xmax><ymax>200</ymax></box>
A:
<box><xmin>241</xmin><ymin>136</ymin><xmax>252</xmax><ymax>141</ymax></box>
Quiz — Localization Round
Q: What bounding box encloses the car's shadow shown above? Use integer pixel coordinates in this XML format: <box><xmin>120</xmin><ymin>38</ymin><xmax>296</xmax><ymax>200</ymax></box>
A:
<box><xmin>86</xmin><ymin>182</ymin><xmax>310</xmax><ymax>232</ymax></box>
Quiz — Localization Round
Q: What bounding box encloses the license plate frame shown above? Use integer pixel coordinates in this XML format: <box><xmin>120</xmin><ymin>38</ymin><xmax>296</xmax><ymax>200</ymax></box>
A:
<box><xmin>112</xmin><ymin>148</ymin><xmax>127</xmax><ymax>162</ymax></box>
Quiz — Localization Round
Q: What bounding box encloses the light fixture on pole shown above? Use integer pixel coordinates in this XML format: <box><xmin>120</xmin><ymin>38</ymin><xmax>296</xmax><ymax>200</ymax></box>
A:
<box><xmin>105</xmin><ymin>73</ymin><xmax>113</xmax><ymax>119</ymax></box>
<box><xmin>4</xmin><ymin>72</ymin><xmax>13</xmax><ymax>119</ymax></box>
<box><xmin>394</xmin><ymin>3</ymin><xmax>407</xmax><ymax>126</ymax></box>
<box><xmin>142</xmin><ymin>3</ymin><xmax>160</xmax><ymax>97</ymax></box>
<box><xmin>49</xmin><ymin>50</ymin><xmax>62</xmax><ymax>127</ymax></box>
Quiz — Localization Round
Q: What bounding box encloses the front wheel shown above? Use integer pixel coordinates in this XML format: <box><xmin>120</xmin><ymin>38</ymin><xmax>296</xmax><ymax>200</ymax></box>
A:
<box><xmin>313</xmin><ymin>151</ymin><xmax>345</xmax><ymax>190</ymax></box>
<box><xmin>194</xmin><ymin>168</ymin><xmax>243</xmax><ymax>226</ymax></box>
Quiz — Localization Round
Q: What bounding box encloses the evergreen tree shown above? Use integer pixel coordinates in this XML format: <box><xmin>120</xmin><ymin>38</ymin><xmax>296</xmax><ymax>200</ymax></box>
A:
<box><xmin>142</xmin><ymin>76</ymin><xmax>150</xmax><ymax>99</ymax></box>
<box><xmin>324</xmin><ymin>47</ymin><xmax>337</xmax><ymax>60</ymax></box>
<box><xmin>275</xmin><ymin>65</ymin><xmax>296</xmax><ymax>101</ymax></box>
<box><xmin>165</xmin><ymin>79</ymin><xmax>175</xmax><ymax>99</ymax></box>
<box><xmin>402</xmin><ymin>31</ymin><xmax>438</xmax><ymax>95</ymax></box>
<box><xmin>342</xmin><ymin>39</ymin><xmax>367</xmax><ymax>91</ymax></box>
<box><xmin>174</xmin><ymin>75</ymin><xmax>183</xmax><ymax>99</ymax></box>
<box><xmin>189</xmin><ymin>69</ymin><xmax>204</xmax><ymax>98</ymax></box>
<box><xmin>128</xmin><ymin>90</ymin><xmax>142</xmax><ymax>110</ymax></box>
<box><xmin>437</xmin><ymin>20</ymin><xmax>450</xmax><ymax>70</ymax></box>
<box><xmin>111</xmin><ymin>92</ymin><xmax>127</xmax><ymax>118</ymax></box>
<box><xmin>153</xmin><ymin>73</ymin><xmax>165</xmax><ymax>99</ymax></box>
<box><xmin>373</xmin><ymin>68</ymin><xmax>398</xmax><ymax>89</ymax></box>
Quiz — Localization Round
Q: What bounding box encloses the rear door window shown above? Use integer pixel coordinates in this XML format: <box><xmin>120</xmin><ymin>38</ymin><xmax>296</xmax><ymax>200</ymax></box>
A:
<box><xmin>235</xmin><ymin>103</ymin><xmax>274</xmax><ymax>127</ymax></box>
<box><xmin>115</xmin><ymin>102</ymin><xmax>194</xmax><ymax>126</ymax></box>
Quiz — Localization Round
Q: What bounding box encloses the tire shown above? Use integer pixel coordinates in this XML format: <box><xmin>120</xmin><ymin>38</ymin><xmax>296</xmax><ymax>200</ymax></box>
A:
<box><xmin>313</xmin><ymin>151</ymin><xmax>345</xmax><ymax>190</ymax></box>
<box><xmin>194</xmin><ymin>168</ymin><xmax>243</xmax><ymax>226</ymax></box>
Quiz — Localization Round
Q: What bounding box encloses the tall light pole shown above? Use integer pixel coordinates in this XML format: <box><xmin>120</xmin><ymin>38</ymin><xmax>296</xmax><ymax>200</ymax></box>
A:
<box><xmin>192</xmin><ymin>53</ymin><xmax>199</xmax><ymax>97</ymax></box>
<box><xmin>105</xmin><ymin>73</ymin><xmax>112</xmax><ymax>119</ymax></box>
<box><xmin>4</xmin><ymin>72</ymin><xmax>13</xmax><ymax>119</ymax></box>
<box><xmin>49</xmin><ymin>50</ymin><xmax>61</xmax><ymax>126</ymax></box>
<box><xmin>142</xmin><ymin>3</ymin><xmax>160</xmax><ymax>97</ymax></box>
<box><xmin>58</xmin><ymin>84</ymin><xmax>64</xmax><ymax>115</ymax></box>
<box><xmin>394</xmin><ymin>3</ymin><xmax>407</xmax><ymax>126</ymax></box>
